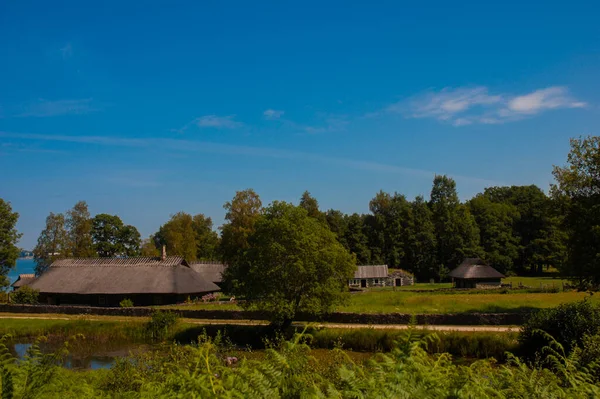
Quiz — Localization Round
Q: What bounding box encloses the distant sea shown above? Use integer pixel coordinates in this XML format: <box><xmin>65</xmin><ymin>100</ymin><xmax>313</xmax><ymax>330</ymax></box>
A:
<box><xmin>10</xmin><ymin>258</ymin><xmax>36</xmax><ymax>284</ymax></box>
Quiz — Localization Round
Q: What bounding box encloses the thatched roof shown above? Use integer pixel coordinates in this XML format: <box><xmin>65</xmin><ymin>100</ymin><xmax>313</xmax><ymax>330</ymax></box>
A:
<box><xmin>29</xmin><ymin>256</ymin><xmax>220</xmax><ymax>295</ymax></box>
<box><xmin>448</xmin><ymin>258</ymin><xmax>505</xmax><ymax>279</ymax></box>
<box><xmin>189</xmin><ymin>262</ymin><xmax>227</xmax><ymax>283</ymax></box>
<box><xmin>354</xmin><ymin>265</ymin><xmax>389</xmax><ymax>279</ymax></box>
<box><xmin>12</xmin><ymin>274</ymin><xmax>36</xmax><ymax>288</ymax></box>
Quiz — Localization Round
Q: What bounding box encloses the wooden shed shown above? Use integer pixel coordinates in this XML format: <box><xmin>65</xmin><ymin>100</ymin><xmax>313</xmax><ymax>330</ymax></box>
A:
<box><xmin>28</xmin><ymin>256</ymin><xmax>220</xmax><ymax>306</ymax></box>
<box><xmin>448</xmin><ymin>258</ymin><xmax>505</xmax><ymax>289</ymax></box>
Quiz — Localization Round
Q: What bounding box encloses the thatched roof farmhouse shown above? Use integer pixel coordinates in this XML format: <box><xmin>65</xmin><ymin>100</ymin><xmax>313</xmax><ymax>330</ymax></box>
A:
<box><xmin>29</xmin><ymin>256</ymin><xmax>220</xmax><ymax>306</ymax></box>
<box><xmin>448</xmin><ymin>258</ymin><xmax>505</xmax><ymax>289</ymax></box>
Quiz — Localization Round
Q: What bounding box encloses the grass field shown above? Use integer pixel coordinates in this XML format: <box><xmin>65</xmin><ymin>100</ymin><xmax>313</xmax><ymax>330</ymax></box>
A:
<box><xmin>167</xmin><ymin>286</ymin><xmax>594</xmax><ymax>314</ymax></box>
<box><xmin>343</xmin><ymin>290</ymin><xmax>596</xmax><ymax>314</ymax></box>
<box><xmin>391</xmin><ymin>276</ymin><xmax>569</xmax><ymax>291</ymax></box>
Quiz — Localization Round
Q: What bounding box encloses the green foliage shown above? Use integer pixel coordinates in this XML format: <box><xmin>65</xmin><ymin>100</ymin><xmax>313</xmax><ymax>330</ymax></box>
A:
<box><xmin>519</xmin><ymin>299</ymin><xmax>600</xmax><ymax>361</ymax></box>
<box><xmin>552</xmin><ymin>135</ymin><xmax>600</xmax><ymax>287</ymax></box>
<box><xmin>0</xmin><ymin>199</ymin><xmax>21</xmax><ymax>291</ymax></box>
<box><xmin>92</xmin><ymin>213</ymin><xmax>141</xmax><ymax>257</ymax></box>
<box><xmin>154</xmin><ymin>212</ymin><xmax>220</xmax><ymax>262</ymax></box>
<box><xmin>65</xmin><ymin>201</ymin><xmax>95</xmax><ymax>258</ymax></box>
<box><xmin>33</xmin><ymin>212</ymin><xmax>69</xmax><ymax>275</ymax></box>
<box><xmin>430</xmin><ymin>175</ymin><xmax>482</xmax><ymax>277</ymax></box>
<box><xmin>11</xmin><ymin>286</ymin><xmax>39</xmax><ymax>304</ymax></box>
<box><xmin>220</xmin><ymin>189</ymin><xmax>263</xmax><ymax>274</ymax></box>
<box><xmin>226</xmin><ymin>201</ymin><xmax>356</xmax><ymax>326</ymax></box>
<box><xmin>119</xmin><ymin>298</ymin><xmax>134</xmax><ymax>307</ymax></box>
<box><xmin>469</xmin><ymin>194</ymin><xmax>520</xmax><ymax>274</ymax></box>
<box><xmin>145</xmin><ymin>311</ymin><xmax>178</xmax><ymax>341</ymax></box>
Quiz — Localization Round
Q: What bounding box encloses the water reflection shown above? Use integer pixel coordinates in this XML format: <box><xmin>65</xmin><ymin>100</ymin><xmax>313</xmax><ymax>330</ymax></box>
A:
<box><xmin>12</xmin><ymin>342</ymin><xmax>123</xmax><ymax>370</ymax></box>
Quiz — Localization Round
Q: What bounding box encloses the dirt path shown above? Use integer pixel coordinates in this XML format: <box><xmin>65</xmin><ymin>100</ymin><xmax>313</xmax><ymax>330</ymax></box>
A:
<box><xmin>0</xmin><ymin>314</ymin><xmax>517</xmax><ymax>332</ymax></box>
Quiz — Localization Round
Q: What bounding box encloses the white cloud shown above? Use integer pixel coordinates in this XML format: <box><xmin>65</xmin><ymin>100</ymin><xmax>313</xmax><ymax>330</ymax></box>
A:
<box><xmin>17</xmin><ymin>98</ymin><xmax>96</xmax><ymax>117</ymax></box>
<box><xmin>507</xmin><ymin>87</ymin><xmax>586</xmax><ymax>114</ymax></box>
<box><xmin>385</xmin><ymin>86</ymin><xmax>586</xmax><ymax>126</ymax></box>
<box><xmin>263</xmin><ymin>109</ymin><xmax>284</xmax><ymax>120</ymax></box>
<box><xmin>195</xmin><ymin>115</ymin><xmax>242</xmax><ymax>129</ymax></box>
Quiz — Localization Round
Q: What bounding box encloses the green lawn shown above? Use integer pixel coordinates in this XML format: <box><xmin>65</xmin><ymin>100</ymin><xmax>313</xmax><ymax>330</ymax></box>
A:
<box><xmin>342</xmin><ymin>290</ymin><xmax>596</xmax><ymax>314</ymax></box>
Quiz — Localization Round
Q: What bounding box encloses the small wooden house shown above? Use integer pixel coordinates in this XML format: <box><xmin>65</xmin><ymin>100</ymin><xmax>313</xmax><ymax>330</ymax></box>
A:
<box><xmin>350</xmin><ymin>265</ymin><xmax>389</xmax><ymax>288</ymax></box>
<box><xmin>28</xmin><ymin>256</ymin><xmax>220</xmax><ymax>306</ymax></box>
<box><xmin>11</xmin><ymin>274</ymin><xmax>36</xmax><ymax>291</ymax></box>
<box><xmin>448</xmin><ymin>258</ymin><xmax>505</xmax><ymax>289</ymax></box>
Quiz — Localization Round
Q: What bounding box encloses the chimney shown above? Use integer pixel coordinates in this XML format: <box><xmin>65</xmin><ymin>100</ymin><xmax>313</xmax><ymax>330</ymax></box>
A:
<box><xmin>161</xmin><ymin>245</ymin><xmax>167</xmax><ymax>261</ymax></box>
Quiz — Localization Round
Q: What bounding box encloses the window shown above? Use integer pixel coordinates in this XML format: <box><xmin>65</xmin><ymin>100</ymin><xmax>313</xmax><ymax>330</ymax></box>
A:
<box><xmin>374</xmin><ymin>279</ymin><xmax>379</xmax><ymax>284</ymax></box>
<box><xmin>98</xmin><ymin>296</ymin><xmax>106</xmax><ymax>305</ymax></box>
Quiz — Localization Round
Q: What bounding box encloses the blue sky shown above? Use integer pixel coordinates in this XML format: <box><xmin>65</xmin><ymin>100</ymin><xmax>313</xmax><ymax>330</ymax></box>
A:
<box><xmin>1</xmin><ymin>0</ymin><xmax>599</xmax><ymax>249</ymax></box>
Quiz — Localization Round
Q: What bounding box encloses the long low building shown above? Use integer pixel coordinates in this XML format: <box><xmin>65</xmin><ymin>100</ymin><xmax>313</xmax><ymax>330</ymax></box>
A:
<box><xmin>28</xmin><ymin>256</ymin><xmax>220</xmax><ymax>306</ymax></box>
<box><xmin>349</xmin><ymin>265</ymin><xmax>414</xmax><ymax>288</ymax></box>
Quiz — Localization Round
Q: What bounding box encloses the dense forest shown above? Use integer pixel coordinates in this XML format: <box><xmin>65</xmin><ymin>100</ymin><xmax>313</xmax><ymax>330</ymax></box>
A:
<box><xmin>3</xmin><ymin>135</ymin><xmax>598</xmax><ymax>287</ymax></box>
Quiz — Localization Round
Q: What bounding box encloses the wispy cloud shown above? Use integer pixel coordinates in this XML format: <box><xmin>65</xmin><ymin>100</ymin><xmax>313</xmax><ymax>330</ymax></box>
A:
<box><xmin>0</xmin><ymin>131</ymin><xmax>503</xmax><ymax>187</ymax></box>
<box><xmin>263</xmin><ymin>109</ymin><xmax>284</xmax><ymax>120</ymax></box>
<box><xmin>60</xmin><ymin>43</ymin><xmax>73</xmax><ymax>59</ymax></box>
<box><xmin>173</xmin><ymin>115</ymin><xmax>243</xmax><ymax>133</ymax></box>
<box><xmin>379</xmin><ymin>86</ymin><xmax>586</xmax><ymax>126</ymax></box>
<box><xmin>196</xmin><ymin>115</ymin><xmax>242</xmax><ymax>129</ymax></box>
<box><xmin>17</xmin><ymin>98</ymin><xmax>97</xmax><ymax>118</ymax></box>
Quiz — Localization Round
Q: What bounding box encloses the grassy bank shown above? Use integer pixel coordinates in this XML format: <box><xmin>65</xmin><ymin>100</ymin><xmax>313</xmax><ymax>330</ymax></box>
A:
<box><xmin>0</xmin><ymin>317</ymin><xmax>517</xmax><ymax>361</ymax></box>
<box><xmin>167</xmin><ymin>289</ymin><xmax>595</xmax><ymax>314</ymax></box>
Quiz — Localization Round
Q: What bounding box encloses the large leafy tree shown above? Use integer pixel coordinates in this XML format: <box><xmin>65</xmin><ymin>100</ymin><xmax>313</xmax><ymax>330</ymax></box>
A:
<box><xmin>343</xmin><ymin>213</ymin><xmax>371</xmax><ymax>265</ymax></box>
<box><xmin>220</xmin><ymin>189</ymin><xmax>264</xmax><ymax>292</ymax></box>
<box><xmin>226</xmin><ymin>201</ymin><xmax>356</xmax><ymax>327</ymax></box>
<box><xmin>430</xmin><ymin>175</ymin><xmax>481</xmax><ymax>278</ymax></box>
<box><xmin>0</xmin><ymin>199</ymin><xmax>22</xmax><ymax>289</ymax></box>
<box><xmin>299</xmin><ymin>191</ymin><xmax>326</xmax><ymax>223</ymax></box>
<box><xmin>155</xmin><ymin>212</ymin><xmax>197</xmax><ymax>261</ymax></box>
<box><xmin>552</xmin><ymin>136</ymin><xmax>600</xmax><ymax>286</ymax></box>
<box><xmin>192</xmin><ymin>214</ymin><xmax>220</xmax><ymax>260</ymax></box>
<box><xmin>92</xmin><ymin>214</ymin><xmax>141</xmax><ymax>257</ymax></box>
<box><xmin>33</xmin><ymin>212</ymin><xmax>69</xmax><ymax>275</ymax></box>
<box><xmin>483</xmin><ymin>185</ymin><xmax>564</xmax><ymax>274</ymax></box>
<box><xmin>468</xmin><ymin>195</ymin><xmax>520</xmax><ymax>274</ymax></box>
<box><xmin>66</xmin><ymin>201</ymin><xmax>95</xmax><ymax>257</ymax></box>
<box><xmin>404</xmin><ymin>196</ymin><xmax>437</xmax><ymax>281</ymax></box>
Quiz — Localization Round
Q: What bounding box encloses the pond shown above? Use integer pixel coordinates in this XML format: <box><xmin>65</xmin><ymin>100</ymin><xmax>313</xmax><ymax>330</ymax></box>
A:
<box><xmin>11</xmin><ymin>342</ymin><xmax>147</xmax><ymax>370</ymax></box>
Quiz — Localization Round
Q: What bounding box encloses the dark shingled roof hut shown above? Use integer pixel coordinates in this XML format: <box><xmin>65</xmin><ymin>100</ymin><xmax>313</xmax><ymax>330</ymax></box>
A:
<box><xmin>11</xmin><ymin>274</ymin><xmax>36</xmax><ymax>291</ymax></box>
<box><xmin>189</xmin><ymin>262</ymin><xmax>227</xmax><ymax>285</ymax></box>
<box><xmin>29</xmin><ymin>256</ymin><xmax>220</xmax><ymax>306</ymax></box>
<box><xmin>448</xmin><ymin>258</ymin><xmax>505</xmax><ymax>289</ymax></box>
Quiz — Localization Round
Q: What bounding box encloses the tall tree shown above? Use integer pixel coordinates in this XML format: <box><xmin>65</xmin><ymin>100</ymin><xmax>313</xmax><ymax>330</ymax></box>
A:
<box><xmin>226</xmin><ymin>201</ymin><xmax>356</xmax><ymax>327</ymax></box>
<box><xmin>220</xmin><ymin>189</ymin><xmax>263</xmax><ymax>264</ymax></box>
<box><xmin>140</xmin><ymin>236</ymin><xmax>160</xmax><ymax>257</ymax></box>
<box><xmin>430</xmin><ymin>175</ymin><xmax>481</xmax><ymax>278</ymax></box>
<box><xmin>33</xmin><ymin>212</ymin><xmax>69</xmax><ymax>275</ymax></box>
<box><xmin>155</xmin><ymin>212</ymin><xmax>197</xmax><ymax>261</ymax></box>
<box><xmin>552</xmin><ymin>136</ymin><xmax>600</xmax><ymax>286</ymax></box>
<box><xmin>404</xmin><ymin>196</ymin><xmax>437</xmax><ymax>281</ymax></box>
<box><xmin>0</xmin><ymin>199</ymin><xmax>22</xmax><ymax>290</ymax></box>
<box><xmin>65</xmin><ymin>201</ymin><xmax>94</xmax><ymax>257</ymax></box>
<box><xmin>343</xmin><ymin>213</ymin><xmax>371</xmax><ymax>265</ymax></box>
<box><xmin>91</xmin><ymin>214</ymin><xmax>141</xmax><ymax>257</ymax></box>
<box><xmin>325</xmin><ymin>209</ymin><xmax>348</xmax><ymax>247</ymax></box>
<box><xmin>468</xmin><ymin>195</ymin><xmax>520</xmax><ymax>274</ymax></box>
<box><xmin>483</xmin><ymin>185</ymin><xmax>563</xmax><ymax>274</ymax></box>
<box><xmin>192</xmin><ymin>214</ymin><xmax>220</xmax><ymax>260</ymax></box>
<box><xmin>299</xmin><ymin>191</ymin><xmax>327</xmax><ymax>223</ymax></box>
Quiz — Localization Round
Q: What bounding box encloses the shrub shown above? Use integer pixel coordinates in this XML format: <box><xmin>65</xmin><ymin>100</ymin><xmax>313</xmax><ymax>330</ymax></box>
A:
<box><xmin>519</xmin><ymin>298</ymin><xmax>600</xmax><ymax>360</ymax></box>
<box><xmin>119</xmin><ymin>298</ymin><xmax>134</xmax><ymax>307</ymax></box>
<box><xmin>11</xmin><ymin>286</ymin><xmax>39</xmax><ymax>304</ymax></box>
<box><xmin>145</xmin><ymin>310</ymin><xmax>178</xmax><ymax>341</ymax></box>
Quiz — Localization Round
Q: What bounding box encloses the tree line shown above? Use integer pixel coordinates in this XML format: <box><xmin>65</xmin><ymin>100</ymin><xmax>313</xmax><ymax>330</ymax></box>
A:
<box><xmin>1</xmin><ymin>135</ymin><xmax>599</xmax><ymax>287</ymax></box>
